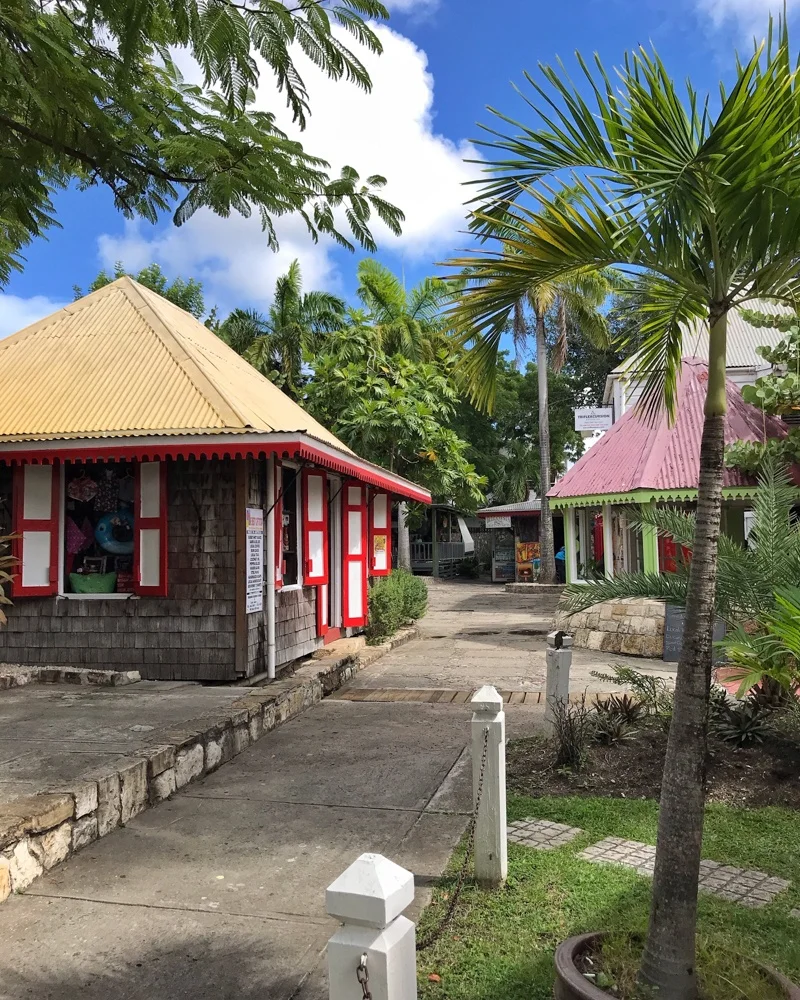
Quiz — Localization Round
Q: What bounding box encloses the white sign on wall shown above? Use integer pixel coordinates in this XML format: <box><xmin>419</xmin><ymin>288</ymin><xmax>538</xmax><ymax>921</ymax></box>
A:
<box><xmin>574</xmin><ymin>406</ymin><xmax>613</xmax><ymax>432</ymax></box>
<box><xmin>245</xmin><ymin>507</ymin><xmax>264</xmax><ymax>614</ymax></box>
<box><xmin>485</xmin><ymin>515</ymin><xmax>512</xmax><ymax>529</ymax></box>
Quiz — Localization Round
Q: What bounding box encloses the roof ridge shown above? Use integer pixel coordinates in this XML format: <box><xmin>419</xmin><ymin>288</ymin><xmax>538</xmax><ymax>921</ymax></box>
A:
<box><xmin>120</xmin><ymin>278</ymin><xmax>248</xmax><ymax>430</ymax></box>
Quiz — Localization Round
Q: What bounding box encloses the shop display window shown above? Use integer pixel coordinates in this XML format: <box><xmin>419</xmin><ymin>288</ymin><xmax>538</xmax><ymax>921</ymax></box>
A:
<box><xmin>64</xmin><ymin>461</ymin><xmax>135</xmax><ymax>594</ymax></box>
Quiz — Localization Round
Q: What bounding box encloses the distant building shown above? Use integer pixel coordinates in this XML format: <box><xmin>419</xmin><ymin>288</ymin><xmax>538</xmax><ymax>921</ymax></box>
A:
<box><xmin>550</xmin><ymin>358</ymin><xmax>794</xmax><ymax>584</ymax></box>
<box><xmin>603</xmin><ymin>302</ymin><xmax>792</xmax><ymax>422</ymax></box>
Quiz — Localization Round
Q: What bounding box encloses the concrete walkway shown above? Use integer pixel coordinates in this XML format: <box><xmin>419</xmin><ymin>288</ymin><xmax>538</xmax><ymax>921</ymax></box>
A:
<box><xmin>345</xmin><ymin>579</ymin><xmax>675</xmax><ymax>694</ymax></box>
<box><xmin>0</xmin><ymin>580</ymin><xmax>671</xmax><ymax>1000</ymax></box>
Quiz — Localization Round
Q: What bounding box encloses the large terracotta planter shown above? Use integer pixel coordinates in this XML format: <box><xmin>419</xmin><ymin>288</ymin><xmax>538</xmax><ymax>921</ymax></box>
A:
<box><xmin>553</xmin><ymin>932</ymin><xmax>800</xmax><ymax>1000</ymax></box>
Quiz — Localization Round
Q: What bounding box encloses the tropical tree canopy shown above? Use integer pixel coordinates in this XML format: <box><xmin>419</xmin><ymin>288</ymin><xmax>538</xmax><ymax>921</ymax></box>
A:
<box><xmin>76</xmin><ymin>262</ymin><xmax>206</xmax><ymax>319</ymax></box>
<box><xmin>454</xmin><ymin>354</ymin><xmax>584</xmax><ymax>502</ymax></box>
<box><xmin>2</xmin><ymin>0</ymin><xmax>403</xmax><ymax>284</ymax></box>
<box><xmin>217</xmin><ymin>259</ymin><xmax>346</xmax><ymax>398</ymax></box>
<box><xmin>305</xmin><ymin>330</ymin><xmax>486</xmax><ymax>511</ymax></box>
<box><xmin>355</xmin><ymin>259</ymin><xmax>456</xmax><ymax>361</ymax></box>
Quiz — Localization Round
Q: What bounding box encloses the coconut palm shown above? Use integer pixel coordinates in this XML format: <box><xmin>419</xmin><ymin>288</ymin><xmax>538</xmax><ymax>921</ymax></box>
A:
<box><xmin>448</xmin><ymin>23</ymin><xmax>800</xmax><ymax>999</ymax></box>
<box><xmin>353</xmin><ymin>259</ymin><xmax>459</xmax><ymax>568</ymax></box>
<box><xmin>356</xmin><ymin>258</ymin><xmax>455</xmax><ymax>361</ymax></box>
<box><xmin>507</xmin><ymin>268</ymin><xmax>612</xmax><ymax>582</ymax></box>
<box><xmin>218</xmin><ymin>260</ymin><xmax>345</xmax><ymax>399</ymax></box>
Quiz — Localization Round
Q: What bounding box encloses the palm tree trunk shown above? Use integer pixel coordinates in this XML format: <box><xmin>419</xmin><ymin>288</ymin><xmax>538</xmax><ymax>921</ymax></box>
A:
<box><xmin>397</xmin><ymin>501</ymin><xmax>412</xmax><ymax>571</ymax></box>
<box><xmin>536</xmin><ymin>309</ymin><xmax>556</xmax><ymax>584</ymax></box>
<box><xmin>639</xmin><ymin>309</ymin><xmax>728</xmax><ymax>1000</ymax></box>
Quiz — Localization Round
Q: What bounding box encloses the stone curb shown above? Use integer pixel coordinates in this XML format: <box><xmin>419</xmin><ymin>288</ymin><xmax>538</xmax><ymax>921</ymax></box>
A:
<box><xmin>504</xmin><ymin>583</ymin><xmax>566</xmax><ymax>595</ymax></box>
<box><xmin>0</xmin><ymin>665</ymin><xmax>141</xmax><ymax>691</ymax></box>
<box><xmin>0</xmin><ymin>625</ymin><xmax>418</xmax><ymax>904</ymax></box>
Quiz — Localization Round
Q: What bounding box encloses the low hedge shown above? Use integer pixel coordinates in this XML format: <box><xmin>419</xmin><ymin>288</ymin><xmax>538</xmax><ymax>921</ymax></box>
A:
<box><xmin>366</xmin><ymin>570</ymin><xmax>428</xmax><ymax>645</ymax></box>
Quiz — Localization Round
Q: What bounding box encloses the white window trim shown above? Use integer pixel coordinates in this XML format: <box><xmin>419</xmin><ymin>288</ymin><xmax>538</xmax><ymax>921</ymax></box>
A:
<box><xmin>280</xmin><ymin>461</ymin><xmax>304</xmax><ymax>591</ymax></box>
<box><xmin>58</xmin><ymin>460</ymin><xmax>135</xmax><ymax>599</ymax></box>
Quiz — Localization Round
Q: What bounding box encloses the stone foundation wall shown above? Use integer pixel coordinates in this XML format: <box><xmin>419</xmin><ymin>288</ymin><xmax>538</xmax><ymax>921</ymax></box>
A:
<box><xmin>556</xmin><ymin>598</ymin><xmax>665</xmax><ymax>658</ymax></box>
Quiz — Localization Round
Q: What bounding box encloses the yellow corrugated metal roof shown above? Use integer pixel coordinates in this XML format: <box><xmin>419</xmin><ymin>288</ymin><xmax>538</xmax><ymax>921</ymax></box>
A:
<box><xmin>0</xmin><ymin>277</ymin><xmax>353</xmax><ymax>451</ymax></box>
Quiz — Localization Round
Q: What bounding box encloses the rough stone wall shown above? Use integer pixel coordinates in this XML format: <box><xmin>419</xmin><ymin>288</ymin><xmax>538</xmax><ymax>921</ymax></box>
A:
<box><xmin>276</xmin><ymin>587</ymin><xmax>318</xmax><ymax>667</ymax></box>
<box><xmin>555</xmin><ymin>598</ymin><xmax>665</xmax><ymax>658</ymax></box>
<box><xmin>0</xmin><ymin>458</ymin><xmax>238</xmax><ymax>681</ymax></box>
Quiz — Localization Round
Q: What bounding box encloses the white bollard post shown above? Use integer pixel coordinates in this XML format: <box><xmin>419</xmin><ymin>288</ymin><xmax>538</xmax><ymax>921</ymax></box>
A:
<box><xmin>326</xmin><ymin>853</ymin><xmax>417</xmax><ymax>1000</ymax></box>
<box><xmin>544</xmin><ymin>630</ymin><xmax>573</xmax><ymax>735</ymax></box>
<box><xmin>470</xmin><ymin>685</ymin><xmax>507</xmax><ymax>887</ymax></box>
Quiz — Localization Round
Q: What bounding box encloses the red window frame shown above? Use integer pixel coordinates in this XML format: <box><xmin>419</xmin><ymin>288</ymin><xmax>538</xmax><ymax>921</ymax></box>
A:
<box><xmin>274</xmin><ymin>459</ymin><xmax>283</xmax><ymax>590</ymax></box>
<box><xmin>302</xmin><ymin>468</ymin><xmax>328</xmax><ymax>586</ymax></box>
<box><xmin>11</xmin><ymin>463</ymin><xmax>59</xmax><ymax>597</ymax></box>
<box><xmin>342</xmin><ymin>481</ymin><xmax>368</xmax><ymax>628</ymax></box>
<box><xmin>369</xmin><ymin>490</ymin><xmax>392</xmax><ymax>577</ymax></box>
<box><xmin>133</xmin><ymin>460</ymin><xmax>168</xmax><ymax>597</ymax></box>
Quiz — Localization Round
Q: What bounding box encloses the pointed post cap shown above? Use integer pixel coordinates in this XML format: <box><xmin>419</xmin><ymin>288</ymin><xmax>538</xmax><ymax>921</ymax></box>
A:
<box><xmin>326</xmin><ymin>853</ymin><xmax>414</xmax><ymax>928</ymax></box>
<box><xmin>471</xmin><ymin>685</ymin><xmax>503</xmax><ymax>713</ymax></box>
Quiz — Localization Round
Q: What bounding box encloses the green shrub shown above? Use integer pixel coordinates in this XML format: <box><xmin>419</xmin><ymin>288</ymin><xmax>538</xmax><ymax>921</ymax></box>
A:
<box><xmin>366</xmin><ymin>570</ymin><xmax>428</xmax><ymax>645</ymax></box>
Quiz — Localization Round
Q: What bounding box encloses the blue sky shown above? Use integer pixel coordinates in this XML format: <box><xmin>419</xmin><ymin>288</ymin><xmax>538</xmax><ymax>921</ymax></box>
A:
<box><xmin>1</xmin><ymin>0</ymin><xmax>794</xmax><ymax>335</ymax></box>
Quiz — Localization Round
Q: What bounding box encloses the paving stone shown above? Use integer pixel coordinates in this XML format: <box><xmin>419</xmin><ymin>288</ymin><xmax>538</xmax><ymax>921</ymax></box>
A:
<box><xmin>507</xmin><ymin>818</ymin><xmax>583</xmax><ymax>851</ymax></box>
<box><xmin>33</xmin><ymin>821</ymin><xmax>71</xmax><ymax>870</ymax></box>
<box><xmin>71</xmin><ymin>816</ymin><xmax>98</xmax><ymax>851</ymax></box>
<box><xmin>0</xmin><ymin>858</ymin><xmax>9</xmax><ymax>901</ymax></box>
<box><xmin>580</xmin><ymin>836</ymin><xmax>790</xmax><ymax>908</ymax></box>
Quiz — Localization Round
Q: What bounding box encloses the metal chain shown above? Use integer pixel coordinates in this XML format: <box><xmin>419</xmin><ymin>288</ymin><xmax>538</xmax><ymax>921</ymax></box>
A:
<box><xmin>356</xmin><ymin>953</ymin><xmax>372</xmax><ymax>1000</ymax></box>
<box><xmin>415</xmin><ymin>724</ymin><xmax>490</xmax><ymax>952</ymax></box>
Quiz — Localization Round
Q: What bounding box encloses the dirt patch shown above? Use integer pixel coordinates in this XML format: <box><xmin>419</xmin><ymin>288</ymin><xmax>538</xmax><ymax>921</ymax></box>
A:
<box><xmin>508</xmin><ymin>722</ymin><xmax>800</xmax><ymax>808</ymax></box>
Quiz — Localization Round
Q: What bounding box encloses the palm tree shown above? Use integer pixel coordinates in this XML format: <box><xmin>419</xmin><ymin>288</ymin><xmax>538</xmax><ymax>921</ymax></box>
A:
<box><xmin>506</xmin><ymin>270</ymin><xmax>611</xmax><ymax>582</ymax></box>
<box><xmin>355</xmin><ymin>259</ymin><xmax>457</xmax><ymax>568</ymax></box>
<box><xmin>355</xmin><ymin>258</ymin><xmax>454</xmax><ymax>361</ymax></box>
<box><xmin>218</xmin><ymin>260</ymin><xmax>345</xmax><ymax>399</ymax></box>
<box><xmin>449</xmin><ymin>24</ymin><xmax>800</xmax><ymax>999</ymax></box>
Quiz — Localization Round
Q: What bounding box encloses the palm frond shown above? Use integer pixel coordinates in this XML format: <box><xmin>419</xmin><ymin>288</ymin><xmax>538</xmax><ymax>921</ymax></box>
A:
<box><xmin>561</xmin><ymin>572</ymin><xmax>689</xmax><ymax>615</ymax></box>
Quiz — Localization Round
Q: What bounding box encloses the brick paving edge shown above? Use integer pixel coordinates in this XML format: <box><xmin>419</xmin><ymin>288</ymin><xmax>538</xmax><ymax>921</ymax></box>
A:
<box><xmin>0</xmin><ymin>625</ymin><xmax>418</xmax><ymax>904</ymax></box>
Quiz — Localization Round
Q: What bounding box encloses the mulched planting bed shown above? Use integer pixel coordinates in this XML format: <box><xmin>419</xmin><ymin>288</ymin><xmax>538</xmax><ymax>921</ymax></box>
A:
<box><xmin>507</xmin><ymin>722</ymin><xmax>800</xmax><ymax>808</ymax></box>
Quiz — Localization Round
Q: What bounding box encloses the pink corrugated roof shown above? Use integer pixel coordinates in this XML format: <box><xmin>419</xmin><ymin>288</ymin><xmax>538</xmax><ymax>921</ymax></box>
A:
<box><xmin>549</xmin><ymin>358</ymin><xmax>788</xmax><ymax>499</ymax></box>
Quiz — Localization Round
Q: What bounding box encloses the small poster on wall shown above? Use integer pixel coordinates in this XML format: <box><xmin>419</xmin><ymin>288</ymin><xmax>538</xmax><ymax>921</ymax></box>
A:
<box><xmin>245</xmin><ymin>507</ymin><xmax>264</xmax><ymax>614</ymax></box>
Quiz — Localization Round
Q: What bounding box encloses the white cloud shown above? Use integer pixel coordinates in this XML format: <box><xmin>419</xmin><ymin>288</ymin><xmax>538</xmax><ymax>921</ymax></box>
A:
<box><xmin>695</xmin><ymin>0</ymin><xmax>799</xmax><ymax>31</ymax></box>
<box><xmin>97</xmin><ymin>25</ymin><xmax>479</xmax><ymax>310</ymax></box>
<box><xmin>385</xmin><ymin>0</ymin><xmax>439</xmax><ymax>13</ymax></box>
<box><xmin>0</xmin><ymin>293</ymin><xmax>67</xmax><ymax>339</ymax></box>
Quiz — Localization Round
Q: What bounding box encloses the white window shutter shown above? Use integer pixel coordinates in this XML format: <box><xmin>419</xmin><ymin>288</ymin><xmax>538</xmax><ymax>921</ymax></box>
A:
<box><xmin>135</xmin><ymin>461</ymin><xmax>168</xmax><ymax>596</ymax></box>
<box><xmin>13</xmin><ymin>464</ymin><xmax>58</xmax><ymax>596</ymax></box>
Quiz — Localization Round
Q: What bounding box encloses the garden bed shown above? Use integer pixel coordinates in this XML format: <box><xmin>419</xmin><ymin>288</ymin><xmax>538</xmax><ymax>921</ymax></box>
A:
<box><xmin>507</xmin><ymin>722</ymin><xmax>800</xmax><ymax>808</ymax></box>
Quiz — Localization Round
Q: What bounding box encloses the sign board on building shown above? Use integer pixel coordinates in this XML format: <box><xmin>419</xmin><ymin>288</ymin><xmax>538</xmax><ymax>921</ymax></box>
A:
<box><xmin>663</xmin><ymin>604</ymin><xmax>726</xmax><ymax>663</ymax></box>
<box><xmin>485</xmin><ymin>515</ymin><xmax>512</xmax><ymax>529</ymax></box>
<box><xmin>574</xmin><ymin>406</ymin><xmax>613</xmax><ymax>432</ymax></box>
<box><xmin>245</xmin><ymin>507</ymin><xmax>264</xmax><ymax>614</ymax></box>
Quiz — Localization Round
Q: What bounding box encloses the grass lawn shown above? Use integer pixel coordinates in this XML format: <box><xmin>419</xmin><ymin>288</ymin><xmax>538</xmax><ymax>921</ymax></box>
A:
<box><xmin>416</xmin><ymin>795</ymin><xmax>800</xmax><ymax>999</ymax></box>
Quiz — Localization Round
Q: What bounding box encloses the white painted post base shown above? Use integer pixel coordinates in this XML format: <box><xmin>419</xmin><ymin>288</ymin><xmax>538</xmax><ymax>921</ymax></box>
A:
<box><xmin>544</xmin><ymin>631</ymin><xmax>573</xmax><ymax>735</ymax></box>
<box><xmin>326</xmin><ymin>853</ymin><xmax>417</xmax><ymax>1000</ymax></box>
<box><xmin>471</xmin><ymin>685</ymin><xmax>507</xmax><ymax>887</ymax></box>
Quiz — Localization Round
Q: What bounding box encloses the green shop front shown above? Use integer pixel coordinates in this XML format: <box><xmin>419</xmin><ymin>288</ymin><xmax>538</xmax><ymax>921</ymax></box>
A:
<box><xmin>548</xmin><ymin>358</ymin><xmax>786</xmax><ymax>585</ymax></box>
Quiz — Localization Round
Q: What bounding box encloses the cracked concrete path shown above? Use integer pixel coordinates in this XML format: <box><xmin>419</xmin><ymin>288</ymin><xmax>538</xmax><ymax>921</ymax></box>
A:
<box><xmin>346</xmin><ymin>580</ymin><xmax>675</xmax><ymax>693</ymax></box>
<box><xmin>0</xmin><ymin>581</ymin><xmax>669</xmax><ymax>1000</ymax></box>
<box><xmin>0</xmin><ymin>691</ymin><xmax>542</xmax><ymax>1000</ymax></box>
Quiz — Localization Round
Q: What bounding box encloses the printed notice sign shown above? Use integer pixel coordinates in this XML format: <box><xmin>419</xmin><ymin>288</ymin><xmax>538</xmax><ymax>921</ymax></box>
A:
<box><xmin>245</xmin><ymin>507</ymin><xmax>264</xmax><ymax>614</ymax></box>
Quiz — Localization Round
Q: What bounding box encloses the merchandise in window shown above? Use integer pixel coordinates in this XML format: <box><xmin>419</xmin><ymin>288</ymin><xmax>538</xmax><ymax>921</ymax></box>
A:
<box><xmin>64</xmin><ymin>461</ymin><xmax>135</xmax><ymax>594</ymax></box>
<box><xmin>281</xmin><ymin>466</ymin><xmax>300</xmax><ymax>586</ymax></box>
